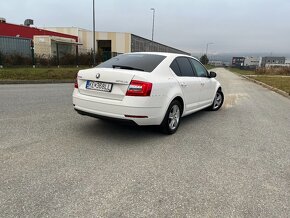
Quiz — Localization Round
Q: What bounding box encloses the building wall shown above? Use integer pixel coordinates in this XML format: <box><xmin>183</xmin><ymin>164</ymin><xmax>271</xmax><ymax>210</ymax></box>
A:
<box><xmin>44</xmin><ymin>27</ymin><xmax>131</xmax><ymax>54</ymax></box>
<box><xmin>33</xmin><ymin>36</ymin><xmax>51</xmax><ymax>57</ymax></box>
<box><xmin>244</xmin><ymin>57</ymin><xmax>260</xmax><ymax>69</ymax></box>
<box><xmin>261</xmin><ymin>57</ymin><xmax>286</xmax><ymax>67</ymax></box>
<box><xmin>44</xmin><ymin>27</ymin><xmax>188</xmax><ymax>55</ymax></box>
<box><xmin>33</xmin><ymin>35</ymin><xmax>76</xmax><ymax>57</ymax></box>
<box><xmin>232</xmin><ymin>57</ymin><xmax>245</xmax><ymax>67</ymax></box>
<box><xmin>0</xmin><ymin>36</ymin><xmax>31</xmax><ymax>57</ymax></box>
<box><xmin>131</xmin><ymin>34</ymin><xmax>190</xmax><ymax>55</ymax></box>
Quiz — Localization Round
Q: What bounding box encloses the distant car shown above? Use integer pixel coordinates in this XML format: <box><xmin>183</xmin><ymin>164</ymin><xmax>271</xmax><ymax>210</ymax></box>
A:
<box><xmin>73</xmin><ymin>52</ymin><xmax>223</xmax><ymax>134</ymax></box>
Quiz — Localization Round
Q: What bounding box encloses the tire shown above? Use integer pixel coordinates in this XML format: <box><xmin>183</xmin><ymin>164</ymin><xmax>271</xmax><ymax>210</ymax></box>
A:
<box><xmin>209</xmin><ymin>89</ymin><xmax>224</xmax><ymax>111</ymax></box>
<box><xmin>160</xmin><ymin>100</ymin><xmax>182</xmax><ymax>134</ymax></box>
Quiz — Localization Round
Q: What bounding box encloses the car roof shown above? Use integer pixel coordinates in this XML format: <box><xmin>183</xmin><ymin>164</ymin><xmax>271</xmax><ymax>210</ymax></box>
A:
<box><xmin>126</xmin><ymin>52</ymin><xmax>195</xmax><ymax>59</ymax></box>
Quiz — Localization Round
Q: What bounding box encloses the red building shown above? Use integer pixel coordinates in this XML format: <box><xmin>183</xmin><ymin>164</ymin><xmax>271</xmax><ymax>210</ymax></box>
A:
<box><xmin>0</xmin><ymin>20</ymin><xmax>80</xmax><ymax>60</ymax></box>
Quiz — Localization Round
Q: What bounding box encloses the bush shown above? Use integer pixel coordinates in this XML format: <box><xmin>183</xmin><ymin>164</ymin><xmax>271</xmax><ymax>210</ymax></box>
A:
<box><xmin>1</xmin><ymin>53</ymin><xmax>32</xmax><ymax>66</ymax></box>
<box><xmin>0</xmin><ymin>51</ymin><xmax>108</xmax><ymax>67</ymax></box>
<box><xmin>256</xmin><ymin>67</ymin><xmax>290</xmax><ymax>76</ymax></box>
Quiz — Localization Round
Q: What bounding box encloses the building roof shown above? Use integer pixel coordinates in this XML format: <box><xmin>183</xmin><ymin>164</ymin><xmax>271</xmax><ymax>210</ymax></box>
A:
<box><xmin>0</xmin><ymin>22</ymin><xmax>78</xmax><ymax>41</ymax></box>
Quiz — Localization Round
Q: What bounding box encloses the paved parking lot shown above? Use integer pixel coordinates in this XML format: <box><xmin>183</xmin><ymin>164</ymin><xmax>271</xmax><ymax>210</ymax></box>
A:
<box><xmin>0</xmin><ymin>68</ymin><xmax>289</xmax><ymax>217</ymax></box>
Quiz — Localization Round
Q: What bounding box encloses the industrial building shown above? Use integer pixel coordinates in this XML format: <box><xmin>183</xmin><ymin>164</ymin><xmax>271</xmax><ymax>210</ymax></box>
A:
<box><xmin>0</xmin><ymin>19</ymin><xmax>78</xmax><ymax>58</ymax></box>
<box><xmin>0</xmin><ymin>36</ymin><xmax>32</xmax><ymax>57</ymax></box>
<box><xmin>44</xmin><ymin>27</ymin><xmax>190</xmax><ymax>58</ymax></box>
<box><xmin>260</xmin><ymin>56</ymin><xmax>286</xmax><ymax>67</ymax></box>
<box><xmin>243</xmin><ymin>57</ymin><xmax>260</xmax><ymax>69</ymax></box>
<box><xmin>232</xmin><ymin>56</ymin><xmax>287</xmax><ymax>69</ymax></box>
<box><xmin>232</xmin><ymin>57</ymin><xmax>245</xmax><ymax>68</ymax></box>
<box><xmin>0</xmin><ymin>18</ymin><xmax>189</xmax><ymax>66</ymax></box>
<box><xmin>232</xmin><ymin>56</ymin><xmax>260</xmax><ymax>69</ymax></box>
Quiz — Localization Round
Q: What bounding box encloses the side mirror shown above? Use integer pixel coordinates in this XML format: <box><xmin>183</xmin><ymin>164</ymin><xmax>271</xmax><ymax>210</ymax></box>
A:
<box><xmin>209</xmin><ymin>71</ymin><xmax>217</xmax><ymax>78</ymax></box>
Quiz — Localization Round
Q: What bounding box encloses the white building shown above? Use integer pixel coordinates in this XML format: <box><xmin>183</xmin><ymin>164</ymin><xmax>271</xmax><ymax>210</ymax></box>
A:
<box><xmin>43</xmin><ymin>27</ymin><xmax>189</xmax><ymax>56</ymax></box>
<box><xmin>244</xmin><ymin>57</ymin><xmax>260</xmax><ymax>69</ymax></box>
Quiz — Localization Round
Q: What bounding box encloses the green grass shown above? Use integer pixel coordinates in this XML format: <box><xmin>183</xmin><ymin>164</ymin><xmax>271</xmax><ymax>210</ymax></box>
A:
<box><xmin>251</xmin><ymin>76</ymin><xmax>290</xmax><ymax>95</ymax></box>
<box><xmin>0</xmin><ymin>67</ymin><xmax>88</xmax><ymax>80</ymax></box>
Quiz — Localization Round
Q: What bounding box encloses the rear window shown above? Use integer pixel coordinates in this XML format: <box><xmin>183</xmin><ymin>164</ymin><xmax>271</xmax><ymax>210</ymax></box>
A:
<box><xmin>97</xmin><ymin>53</ymin><xmax>166</xmax><ymax>72</ymax></box>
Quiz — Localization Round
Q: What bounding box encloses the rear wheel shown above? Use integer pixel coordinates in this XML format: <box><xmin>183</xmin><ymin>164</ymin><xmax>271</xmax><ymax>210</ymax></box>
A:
<box><xmin>209</xmin><ymin>89</ymin><xmax>224</xmax><ymax>111</ymax></box>
<box><xmin>160</xmin><ymin>100</ymin><xmax>182</xmax><ymax>134</ymax></box>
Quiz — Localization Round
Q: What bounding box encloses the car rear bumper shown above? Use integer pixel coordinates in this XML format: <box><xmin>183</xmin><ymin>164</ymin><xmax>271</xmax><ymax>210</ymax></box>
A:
<box><xmin>73</xmin><ymin>89</ymin><xmax>165</xmax><ymax>126</ymax></box>
<box><xmin>74</xmin><ymin>108</ymin><xmax>138</xmax><ymax>126</ymax></box>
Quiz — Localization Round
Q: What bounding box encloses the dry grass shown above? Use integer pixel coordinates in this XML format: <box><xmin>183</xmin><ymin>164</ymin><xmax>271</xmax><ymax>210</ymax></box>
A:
<box><xmin>251</xmin><ymin>76</ymin><xmax>290</xmax><ymax>95</ymax></box>
<box><xmin>0</xmin><ymin>67</ymin><xmax>88</xmax><ymax>80</ymax></box>
<box><xmin>255</xmin><ymin>67</ymin><xmax>290</xmax><ymax>76</ymax></box>
<box><xmin>229</xmin><ymin>67</ymin><xmax>290</xmax><ymax>95</ymax></box>
<box><xmin>230</xmin><ymin>67</ymin><xmax>290</xmax><ymax>76</ymax></box>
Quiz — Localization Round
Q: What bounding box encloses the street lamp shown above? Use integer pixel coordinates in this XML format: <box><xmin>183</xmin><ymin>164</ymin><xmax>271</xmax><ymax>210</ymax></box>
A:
<box><xmin>150</xmin><ymin>8</ymin><xmax>155</xmax><ymax>41</ymax></box>
<box><xmin>92</xmin><ymin>0</ymin><xmax>96</xmax><ymax>65</ymax></box>
<box><xmin>206</xmin><ymin>42</ymin><xmax>214</xmax><ymax>57</ymax></box>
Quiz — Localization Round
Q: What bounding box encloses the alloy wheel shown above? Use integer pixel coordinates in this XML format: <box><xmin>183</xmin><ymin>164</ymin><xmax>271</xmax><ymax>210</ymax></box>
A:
<box><xmin>168</xmin><ymin>105</ymin><xmax>180</xmax><ymax>130</ymax></box>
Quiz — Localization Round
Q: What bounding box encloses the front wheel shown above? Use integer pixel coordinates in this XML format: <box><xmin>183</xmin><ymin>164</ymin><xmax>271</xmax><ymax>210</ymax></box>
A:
<box><xmin>209</xmin><ymin>90</ymin><xmax>224</xmax><ymax>111</ymax></box>
<box><xmin>160</xmin><ymin>100</ymin><xmax>182</xmax><ymax>135</ymax></box>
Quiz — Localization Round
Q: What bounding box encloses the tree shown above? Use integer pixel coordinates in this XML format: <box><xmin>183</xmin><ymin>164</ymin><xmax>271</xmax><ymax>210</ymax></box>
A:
<box><xmin>200</xmin><ymin>54</ymin><xmax>209</xmax><ymax>65</ymax></box>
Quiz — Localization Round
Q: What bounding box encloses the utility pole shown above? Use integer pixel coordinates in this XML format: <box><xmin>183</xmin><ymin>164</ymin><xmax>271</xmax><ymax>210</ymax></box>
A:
<box><xmin>93</xmin><ymin>0</ymin><xmax>96</xmax><ymax>66</ymax></box>
<box><xmin>206</xmin><ymin>42</ymin><xmax>213</xmax><ymax>57</ymax></box>
<box><xmin>150</xmin><ymin>8</ymin><xmax>155</xmax><ymax>41</ymax></box>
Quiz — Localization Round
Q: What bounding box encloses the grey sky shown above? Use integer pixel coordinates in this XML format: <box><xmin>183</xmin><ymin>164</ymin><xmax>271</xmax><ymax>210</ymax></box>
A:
<box><xmin>1</xmin><ymin>0</ymin><xmax>290</xmax><ymax>55</ymax></box>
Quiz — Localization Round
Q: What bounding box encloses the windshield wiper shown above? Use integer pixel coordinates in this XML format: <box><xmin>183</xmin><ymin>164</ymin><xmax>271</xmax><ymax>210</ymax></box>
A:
<box><xmin>112</xmin><ymin>65</ymin><xmax>144</xmax><ymax>71</ymax></box>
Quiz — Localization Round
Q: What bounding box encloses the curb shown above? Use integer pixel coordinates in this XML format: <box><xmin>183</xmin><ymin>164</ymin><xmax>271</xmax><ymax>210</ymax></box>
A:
<box><xmin>0</xmin><ymin>80</ymin><xmax>74</xmax><ymax>84</ymax></box>
<box><xmin>239</xmin><ymin>74</ymin><xmax>290</xmax><ymax>99</ymax></box>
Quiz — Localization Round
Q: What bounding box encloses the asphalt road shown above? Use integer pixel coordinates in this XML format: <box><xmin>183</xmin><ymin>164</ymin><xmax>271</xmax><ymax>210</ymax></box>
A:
<box><xmin>0</xmin><ymin>68</ymin><xmax>289</xmax><ymax>217</ymax></box>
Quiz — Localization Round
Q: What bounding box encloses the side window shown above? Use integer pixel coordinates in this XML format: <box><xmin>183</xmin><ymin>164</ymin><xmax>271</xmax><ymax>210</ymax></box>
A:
<box><xmin>176</xmin><ymin>57</ymin><xmax>195</xmax><ymax>77</ymax></box>
<box><xmin>170</xmin><ymin>59</ymin><xmax>182</xmax><ymax>76</ymax></box>
<box><xmin>190</xmin><ymin>59</ymin><xmax>209</xmax><ymax>77</ymax></box>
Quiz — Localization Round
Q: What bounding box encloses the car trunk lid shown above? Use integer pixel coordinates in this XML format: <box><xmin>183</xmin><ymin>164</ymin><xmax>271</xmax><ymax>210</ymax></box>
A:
<box><xmin>77</xmin><ymin>68</ymin><xmax>136</xmax><ymax>101</ymax></box>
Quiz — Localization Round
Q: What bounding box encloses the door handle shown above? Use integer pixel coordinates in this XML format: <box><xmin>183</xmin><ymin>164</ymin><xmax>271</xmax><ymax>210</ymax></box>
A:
<box><xmin>181</xmin><ymin>83</ymin><xmax>187</xmax><ymax>87</ymax></box>
<box><xmin>201</xmin><ymin>82</ymin><xmax>205</xmax><ymax>86</ymax></box>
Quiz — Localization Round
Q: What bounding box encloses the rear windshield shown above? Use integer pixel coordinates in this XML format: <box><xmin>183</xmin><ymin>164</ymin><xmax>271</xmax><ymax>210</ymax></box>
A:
<box><xmin>97</xmin><ymin>53</ymin><xmax>166</xmax><ymax>72</ymax></box>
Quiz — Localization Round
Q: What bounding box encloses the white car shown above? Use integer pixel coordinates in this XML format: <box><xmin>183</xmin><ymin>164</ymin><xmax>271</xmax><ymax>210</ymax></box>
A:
<box><xmin>73</xmin><ymin>52</ymin><xmax>223</xmax><ymax>134</ymax></box>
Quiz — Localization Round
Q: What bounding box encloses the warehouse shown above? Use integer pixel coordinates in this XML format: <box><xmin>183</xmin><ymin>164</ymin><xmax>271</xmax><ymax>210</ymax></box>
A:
<box><xmin>0</xmin><ymin>19</ymin><xmax>79</xmax><ymax>58</ymax></box>
<box><xmin>260</xmin><ymin>56</ymin><xmax>286</xmax><ymax>67</ymax></box>
<box><xmin>0</xmin><ymin>19</ymin><xmax>190</xmax><ymax>66</ymax></box>
<box><xmin>44</xmin><ymin>27</ymin><xmax>190</xmax><ymax>59</ymax></box>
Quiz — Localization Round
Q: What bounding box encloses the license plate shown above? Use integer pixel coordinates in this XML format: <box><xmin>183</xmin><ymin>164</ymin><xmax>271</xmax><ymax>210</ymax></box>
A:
<box><xmin>86</xmin><ymin>80</ymin><xmax>113</xmax><ymax>92</ymax></box>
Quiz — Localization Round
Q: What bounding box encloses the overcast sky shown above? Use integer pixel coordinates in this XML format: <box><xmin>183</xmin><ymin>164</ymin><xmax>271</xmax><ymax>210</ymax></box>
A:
<box><xmin>1</xmin><ymin>0</ymin><xmax>290</xmax><ymax>55</ymax></box>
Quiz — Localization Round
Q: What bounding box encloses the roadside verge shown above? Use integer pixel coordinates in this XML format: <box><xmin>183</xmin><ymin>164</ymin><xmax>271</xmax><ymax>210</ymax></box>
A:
<box><xmin>0</xmin><ymin>79</ymin><xmax>74</xmax><ymax>84</ymax></box>
<box><xmin>232</xmin><ymin>72</ymin><xmax>290</xmax><ymax>99</ymax></box>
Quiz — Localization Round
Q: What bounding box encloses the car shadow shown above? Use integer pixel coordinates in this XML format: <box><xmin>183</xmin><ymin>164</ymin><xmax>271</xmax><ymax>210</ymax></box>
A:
<box><xmin>75</xmin><ymin>117</ymin><xmax>165</xmax><ymax>141</ymax></box>
<box><xmin>75</xmin><ymin>108</ymin><xmax>215</xmax><ymax>142</ymax></box>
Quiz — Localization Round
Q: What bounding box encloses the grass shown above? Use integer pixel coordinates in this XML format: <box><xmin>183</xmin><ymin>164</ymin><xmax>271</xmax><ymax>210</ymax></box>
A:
<box><xmin>0</xmin><ymin>65</ymin><xmax>218</xmax><ymax>80</ymax></box>
<box><xmin>228</xmin><ymin>67</ymin><xmax>290</xmax><ymax>95</ymax></box>
<box><xmin>205</xmin><ymin>64</ymin><xmax>215</xmax><ymax>70</ymax></box>
<box><xmin>251</xmin><ymin>76</ymin><xmax>290</xmax><ymax>95</ymax></box>
<box><xmin>0</xmin><ymin>67</ymin><xmax>88</xmax><ymax>80</ymax></box>
<box><xmin>228</xmin><ymin>67</ymin><xmax>255</xmax><ymax>75</ymax></box>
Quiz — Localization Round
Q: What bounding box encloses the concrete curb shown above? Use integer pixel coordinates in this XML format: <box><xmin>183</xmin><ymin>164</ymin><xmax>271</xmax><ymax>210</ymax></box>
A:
<box><xmin>239</xmin><ymin>74</ymin><xmax>290</xmax><ymax>99</ymax></box>
<box><xmin>0</xmin><ymin>79</ymin><xmax>74</xmax><ymax>84</ymax></box>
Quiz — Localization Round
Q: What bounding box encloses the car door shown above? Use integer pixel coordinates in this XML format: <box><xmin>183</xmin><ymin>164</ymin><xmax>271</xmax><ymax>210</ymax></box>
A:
<box><xmin>189</xmin><ymin>58</ymin><xmax>216</xmax><ymax>106</ymax></box>
<box><xmin>170</xmin><ymin>57</ymin><xmax>201</xmax><ymax>112</ymax></box>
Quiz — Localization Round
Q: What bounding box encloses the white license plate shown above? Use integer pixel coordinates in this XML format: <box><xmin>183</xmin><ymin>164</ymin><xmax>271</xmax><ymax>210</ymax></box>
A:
<box><xmin>86</xmin><ymin>80</ymin><xmax>113</xmax><ymax>92</ymax></box>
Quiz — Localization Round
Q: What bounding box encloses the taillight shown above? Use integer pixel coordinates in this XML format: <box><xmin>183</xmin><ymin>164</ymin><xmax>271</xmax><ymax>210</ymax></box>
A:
<box><xmin>74</xmin><ymin>74</ymin><xmax>78</xmax><ymax>88</ymax></box>
<box><xmin>126</xmin><ymin>80</ymin><xmax>152</xmax><ymax>96</ymax></box>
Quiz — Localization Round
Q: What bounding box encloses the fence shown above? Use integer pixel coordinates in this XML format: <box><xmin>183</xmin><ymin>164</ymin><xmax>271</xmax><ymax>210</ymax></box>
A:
<box><xmin>0</xmin><ymin>36</ymin><xmax>118</xmax><ymax>67</ymax></box>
